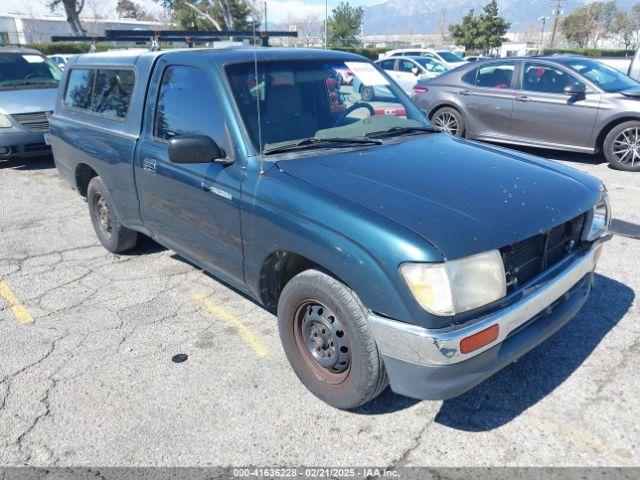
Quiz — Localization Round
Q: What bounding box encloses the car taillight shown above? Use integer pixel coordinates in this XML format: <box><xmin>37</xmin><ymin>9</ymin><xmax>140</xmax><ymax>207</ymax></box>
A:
<box><xmin>412</xmin><ymin>85</ymin><xmax>428</xmax><ymax>95</ymax></box>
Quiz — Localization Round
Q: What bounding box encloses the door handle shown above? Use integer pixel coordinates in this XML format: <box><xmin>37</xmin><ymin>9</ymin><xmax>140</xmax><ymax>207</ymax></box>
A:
<box><xmin>143</xmin><ymin>159</ymin><xmax>157</xmax><ymax>174</ymax></box>
<box><xmin>516</xmin><ymin>95</ymin><xmax>530</xmax><ymax>102</ymax></box>
<box><xmin>458</xmin><ymin>89</ymin><xmax>472</xmax><ymax>96</ymax></box>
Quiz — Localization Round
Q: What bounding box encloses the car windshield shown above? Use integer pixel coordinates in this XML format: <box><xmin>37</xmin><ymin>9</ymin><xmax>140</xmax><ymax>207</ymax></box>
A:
<box><xmin>226</xmin><ymin>59</ymin><xmax>431</xmax><ymax>154</ymax></box>
<box><xmin>437</xmin><ymin>51</ymin><xmax>464</xmax><ymax>63</ymax></box>
<box><xmin>567</xmin><ymin>59</ymin><xmax>639</xmax><ymax>93</ymax></box>
<box><xmin>414</xmin><ymin>57</ymin><xmax>449</xmax><ymax>73</ymax></box>
<box><xmin>0</xmin><ymin>52</ymin><xmax>61</xmax><ymax>89</ymax></box>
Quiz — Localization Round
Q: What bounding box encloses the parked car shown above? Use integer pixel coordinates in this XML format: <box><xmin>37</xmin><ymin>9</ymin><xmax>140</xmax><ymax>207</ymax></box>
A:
<box><xmin>375</xmin><ymin>56</ymin><xmax>449</xmax><ymax>93</ymax></box>
<box><xmin>381</xmin><ymin>48</ymin><xmax>468</xmax><ymax>69</ymax></box>
<box><xmin>0</xmin><ymin>47</ymin><xmax>61</xmax><ymax>161</ymax></box>
<box><xmin>51</xmin><ymin>48</ymin><xmax>610</xmax><ymax>409</ymax></box>
<box><xmin>464</xmin><ymin>55</ymin><xmax>487</xmax><ymax>63</ymax></box>
<box><xmin>48</xmin><ymin>54</ymin><xmax>76</xmax><ymax>70</ymax></box>
<box><xmin>413</xmin><ymin>55</ymin><xmax>640</xmax><ymax>171</ymax></box>
<box><xmin>352</xmin><ymin>56</ymin><xmax>449</xmax><ymax>100</ymax></box>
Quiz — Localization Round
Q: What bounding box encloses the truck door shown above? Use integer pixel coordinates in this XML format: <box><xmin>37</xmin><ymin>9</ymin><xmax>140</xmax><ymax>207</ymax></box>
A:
<box><xmin>134</xmin><ymin>57</ymin><xmax>244</xmax><ymax>285</ymax></box>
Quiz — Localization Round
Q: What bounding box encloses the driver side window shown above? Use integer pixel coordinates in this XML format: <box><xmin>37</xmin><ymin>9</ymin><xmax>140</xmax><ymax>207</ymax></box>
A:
<box><xmin>522</xmin><ymin>62</ymin><xmax>584</xmax><ymax>94</ymax></box>
<box><xmin>398</xmin><ymin>60</ymin><xmax>417</xmax><ymax>73</ymax></box>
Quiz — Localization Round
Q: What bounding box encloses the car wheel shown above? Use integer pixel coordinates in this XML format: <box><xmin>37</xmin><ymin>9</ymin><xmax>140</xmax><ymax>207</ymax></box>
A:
<box><xmin>360</xmin><ymin>85</ymin><xmax>375</xmax><ymax>102</ymax></box>
<box><xmin>277</xmin><ymin>269</ymin><xmax>388</xmax><ymax>409</ymax></box>
<box><xmin>431</xmin><ymin>107</ymin><xmax>465</xmax><ymax>137</ymax></box>
<box><xmin>87</xmin><ymin>176</ymin><xmax>138</xmax><ymax>253</ymax></box>
<box><xmin>603</xmin><ymin>121</ymin><xmax>640</xmax><ymax>171</ymax></box>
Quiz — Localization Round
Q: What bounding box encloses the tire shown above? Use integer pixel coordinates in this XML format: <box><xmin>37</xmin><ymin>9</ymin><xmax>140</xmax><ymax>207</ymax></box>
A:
<box><xmin>277</xmin><ymin>269</ymin><xmax>388</xmax><ymax>409</ymax></box>
<box><xmin>360</xmin><ymin>85</ymin><xmax>374</xmax><ymax>102</ymax></box>
<box><xmin>603</xmin><ymin>121</ymin><xmax>640</xmax><ymax>172</ymax></box>
<box><xmin>87</xmin><ymin>176</ymin><xmax>138</xmax><ymax>253</ymax></box>
<box><xmin>431</xmin><ymin>106</ymin><xmax>465</xmax><ymax>137</ymax></box>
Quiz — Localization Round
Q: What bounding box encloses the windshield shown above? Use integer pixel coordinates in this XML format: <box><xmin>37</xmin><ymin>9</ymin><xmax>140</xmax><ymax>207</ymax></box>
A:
<box><xmin>436</xmin><ymin>51</ymin><xmax>464</xmax><ymax>63</ymax></box>
<box><xmin>226</xmin><ymin>59</ymin><xmax>430</xmax><ymax>154</ymax></box>
<box><xmin>0</xmin><ymin>53</ymin><xmax>61</xmax><ymax>89</ymax></box>
<box><xmin>414</xmin><ymin>57</ymin><xmax>449</xmax><ymax>73</ymax></box>
<box><xmin>567</xmin><ymin>59</ymin><xmax>639</xmax><ymax>93</ymax></box>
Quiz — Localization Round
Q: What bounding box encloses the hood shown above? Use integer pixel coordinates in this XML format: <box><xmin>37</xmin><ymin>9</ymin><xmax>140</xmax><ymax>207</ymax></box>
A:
<box><xmin>0</xmin><ymin>87</ymin><xmax>58</xmax><ymax>115</ymax></box>
<box><xmin>277</xmin><ymin>135</ymin><xmax>601</xmax><ymax>260</ymax></box>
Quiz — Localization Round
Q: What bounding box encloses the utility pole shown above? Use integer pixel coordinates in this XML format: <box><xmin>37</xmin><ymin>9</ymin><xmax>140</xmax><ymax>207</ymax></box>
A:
<box><xmin>324</xmin><ymin>0</ymin><xmax>328</xmax><ymax>49</ymax></box>
<box><xmin>264</xmin><ymin>1</ymin><xmax>267</xmax><ymax>32</ymax></box>
<box><xmin>539</xmin><ymin>16</ymin><xmax>549</xmax><ymax>54</ymax></box>
<box><xmin>549</xmin><ymin>0</ymin><xmax>564</xmax><ymax>48</ymax></box>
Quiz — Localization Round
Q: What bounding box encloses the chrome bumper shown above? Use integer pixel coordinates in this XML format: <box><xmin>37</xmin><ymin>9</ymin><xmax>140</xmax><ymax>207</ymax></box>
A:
<box><xmin>369</xmin><ymin>243</ymin><xmax>604</xmax><ymax>366</ymax></box>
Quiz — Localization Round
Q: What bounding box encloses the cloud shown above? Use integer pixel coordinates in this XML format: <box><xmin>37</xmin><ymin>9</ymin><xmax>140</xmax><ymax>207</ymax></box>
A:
<box><xmin>266</xmin><ymin>0</ymin><xmax>328</xmax><ymax>23</ymax></box>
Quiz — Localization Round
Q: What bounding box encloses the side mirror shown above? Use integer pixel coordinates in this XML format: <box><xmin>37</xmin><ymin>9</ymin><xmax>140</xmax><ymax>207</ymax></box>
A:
<box><xmin>411</xmin><ymin>66</ymin><xmax>420</xmax><ymax>76</ymax></box>
<box><xmin>168</xmin><ymin>135</ymin><xmax>231</xmax><ymax>164</ymax></box>
<box><xmin>564</xmin><ymin>83</ymin><xmax>586</xmax><ymax>97</ymax></box>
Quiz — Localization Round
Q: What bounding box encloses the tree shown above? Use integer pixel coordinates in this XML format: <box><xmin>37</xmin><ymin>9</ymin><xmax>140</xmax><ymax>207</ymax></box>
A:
<box><xmin>47</xmin><ymin>0</ymin><xmax>86</xmax><ymax>35</ymax></box>
<box><xmin>156</xmin><ymin>0</ymin><xmax>253</xmax><ymax>31</ymax></box>
<box><xmin>561</xmin><ymin>1</ymin><xmax>618</xmax><ymax>48</ymax></box>
<box><xmin>449</xmin><ymin>1</ymin><xmax>509</xmax><ymax>54</ymax></box>
<box><xmin>327</xmin><ymin>2</ymin><xmax>364</xmax><ymax>48</ymax></box>
<box><xmin>612</xmin><ymin>11</ymin><xmax>638</xmax><ymax>49</ymax></box>
<box><xmin>116</xmin><ymin>0</ymin><xmax>147</xmax><ymax>20</ymax></box>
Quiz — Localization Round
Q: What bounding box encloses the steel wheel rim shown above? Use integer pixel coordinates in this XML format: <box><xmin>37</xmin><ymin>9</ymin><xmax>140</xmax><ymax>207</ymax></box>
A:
<box><xmin>293</xmin><ymin>300</ymin><xmax>351</xmax><ymax>384</ymax></box>
<box><xmin>612</xmin><ymin>127</ymin><xmax>640</xmax><ymax>167</ymax></box>
<box><xmin>433</xmin><ymin>112</ymin><xmax>459</xmax><ymax>135</ymax></box>
<box><xmin>94</xmin><ymin>193</ymin><xmax>112</xmax><ymax>239</ymax></box>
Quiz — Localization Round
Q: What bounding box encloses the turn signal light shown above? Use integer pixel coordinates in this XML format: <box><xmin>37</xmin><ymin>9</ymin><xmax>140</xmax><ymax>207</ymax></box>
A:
<box><xmin>460</xmin><ymin>324</ymin><xmax>500</xmax><ymax>354</ymax></box>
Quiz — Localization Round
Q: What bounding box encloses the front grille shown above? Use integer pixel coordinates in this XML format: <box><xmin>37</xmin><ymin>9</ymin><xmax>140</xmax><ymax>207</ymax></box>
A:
<box><xmin>11</xmin><ymin>112</ymin><xmax>50</xmax><ymax>132</ymax></box>
<box><xmin>24</xmin><ymin>143</ymin><xmax>50</xmax><ymax>153</ymax></box>
<box><xmin>501</xmin><ymin>214</ymin><xmax>586</xmax><ymax>293</ymax></box>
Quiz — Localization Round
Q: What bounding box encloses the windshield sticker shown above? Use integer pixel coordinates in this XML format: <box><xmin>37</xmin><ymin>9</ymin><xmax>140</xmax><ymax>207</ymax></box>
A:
<box><xmin>22</xmin><ymin>55</ymin><xmax>45</xmax><ymax>64</ymax></box>
<box><xmin>344</xmin><ymin>62</ymin><xmax>389</xmax><ymax>86</ymax></box>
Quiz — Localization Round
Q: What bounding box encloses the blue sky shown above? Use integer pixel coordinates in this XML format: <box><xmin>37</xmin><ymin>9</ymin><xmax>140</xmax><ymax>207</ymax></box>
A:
<box><xmin>0</xmin><ymin>0</ymin><xmax>376</xmax><ymax>23</ymax></box>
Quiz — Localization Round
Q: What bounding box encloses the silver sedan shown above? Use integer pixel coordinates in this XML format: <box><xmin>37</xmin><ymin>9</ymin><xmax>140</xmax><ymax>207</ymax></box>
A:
<box><xmin>413</xmin><ymin>56</ymin><xmax>640</xmax><ymax>171</ymax></box>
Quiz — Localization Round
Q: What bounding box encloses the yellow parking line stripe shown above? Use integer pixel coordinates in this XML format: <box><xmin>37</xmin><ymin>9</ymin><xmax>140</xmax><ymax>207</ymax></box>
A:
<box><xmin>193</xmin><ymin>293</ymin><xmax>267</xmax><ymax>358</ymax></box>
<box><xmin>0</xmin><ymin>280</ymin><xmax>35</xmax><ymax>325</ymax></box>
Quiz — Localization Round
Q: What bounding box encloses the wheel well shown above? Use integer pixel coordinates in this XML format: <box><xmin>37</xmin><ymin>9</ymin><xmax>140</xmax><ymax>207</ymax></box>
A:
<box><xmin>596</xmin><ymin>117</ymin><xmax>640</xmax><ymax>153</ymax></box>
<box><xmin>259</xmin><ymin>251</ymin><xmax>328</xmax><ymax>309</ymax></box>
<box><xmin>75</xmin><ymin>163</ymin><xmax>97</xmax><ymax>197</ymax></box>
<box><xmin>428</xmin><ymin>103</ymin><xmax>462</xmax><ymax>120</ymax></box>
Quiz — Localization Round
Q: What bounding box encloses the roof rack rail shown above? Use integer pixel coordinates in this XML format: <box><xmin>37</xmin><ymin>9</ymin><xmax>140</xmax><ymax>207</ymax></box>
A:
<box><xmin>51</xmin><ymin>29</ymin><xmax>298</xmax><ymax>48</ymax></box>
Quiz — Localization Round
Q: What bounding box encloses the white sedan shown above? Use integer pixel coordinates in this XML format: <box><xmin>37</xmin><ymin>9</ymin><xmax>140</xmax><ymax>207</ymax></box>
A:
<box><xmin>375</xmin><ymin>56</ymin><xmax>450</xmax><ymax>94</ymax></box>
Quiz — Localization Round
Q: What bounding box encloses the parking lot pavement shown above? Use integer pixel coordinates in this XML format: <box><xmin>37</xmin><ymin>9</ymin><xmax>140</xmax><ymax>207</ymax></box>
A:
<box><xmin>0</xmin><ymin>151</ymin><xmax>638</xmax><ymax>468</ymax></box>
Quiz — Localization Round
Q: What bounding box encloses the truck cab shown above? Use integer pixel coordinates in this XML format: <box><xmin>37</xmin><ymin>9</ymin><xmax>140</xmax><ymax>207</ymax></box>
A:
<box><xmin>51</xmin><ymin>47</ymin><xmax>610</xmax><ymax>409</ymax></box>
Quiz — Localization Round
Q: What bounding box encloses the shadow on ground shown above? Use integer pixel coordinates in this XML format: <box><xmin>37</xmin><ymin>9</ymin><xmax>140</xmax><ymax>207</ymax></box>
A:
<box><xmin>434</xmin><ymin>273</ymin><xmax>633</xmax><ymax>431</ymax></box>
<box><xmin>509</xmin><ymin>146</ymin><xmax>606</xmax><ymax>166</ymax></box>
<box><xmin>356</xmin><ymin>274</ymin><xmax>633</xmax><ymax>422</ymax></box>
<box><xmin>0</xmin><ymin>155</ymin><xmax>54</xmax><ymax>170</ymax></box>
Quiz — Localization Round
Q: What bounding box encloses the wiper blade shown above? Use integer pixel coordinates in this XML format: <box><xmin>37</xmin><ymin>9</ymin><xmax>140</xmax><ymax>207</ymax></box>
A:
<box><xmin>365</xmin><ymin>126</ymin><xmax>439</xmax><ymax>139</ymax></box>
<box><xmin>263</xmin><ymin>136</ymin><xmax>383</xmax><ymax>155</ymax></box>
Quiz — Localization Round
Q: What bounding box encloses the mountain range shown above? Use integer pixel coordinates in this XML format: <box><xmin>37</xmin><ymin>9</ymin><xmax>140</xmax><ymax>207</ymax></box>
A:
<box><xmin>362</xmin><ymin>0</ymin><xmax>638</xmax><ymax>35</ymax></box>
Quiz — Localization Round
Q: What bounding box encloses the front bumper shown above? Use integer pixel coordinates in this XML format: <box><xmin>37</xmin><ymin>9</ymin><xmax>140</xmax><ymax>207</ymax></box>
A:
<box><xmin>368</xmin><ymin>243</ymin><xmax>604</xmax><ymax>400</ymax></box>
<box><xmin>0</xmin><ymin>130</ymin><xmax>51</xmax><ymax>160</ymax></box>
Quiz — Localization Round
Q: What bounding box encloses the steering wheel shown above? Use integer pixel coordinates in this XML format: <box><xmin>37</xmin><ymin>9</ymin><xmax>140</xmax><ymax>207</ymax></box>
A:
<box><xmin>334</xmin><ymin>102</ymin><xmax>376</xmax><ymax>127</ymax></box>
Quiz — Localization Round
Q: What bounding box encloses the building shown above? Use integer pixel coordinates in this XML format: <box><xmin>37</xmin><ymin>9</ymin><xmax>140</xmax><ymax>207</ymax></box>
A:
<box><xmin>0</xmin><ymin>13</ymin><xmax>169</xmax><ymax>45</ymax></box>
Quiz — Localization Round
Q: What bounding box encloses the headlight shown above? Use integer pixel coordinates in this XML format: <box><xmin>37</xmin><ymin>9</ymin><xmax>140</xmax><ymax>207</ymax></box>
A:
<box><xmin>0</xmin><ymin>113</ymin><xmax>13</xmax><ymax>128</ymax></box>
<box><xmin>583</xmin><ymin>187</ymin><xmax>611</xmax><ymax>242</ymax></box>
<box><xmin>400</xmin><ymin>250</ymin><xmax>506</xmax><ymax>316</ymax></box>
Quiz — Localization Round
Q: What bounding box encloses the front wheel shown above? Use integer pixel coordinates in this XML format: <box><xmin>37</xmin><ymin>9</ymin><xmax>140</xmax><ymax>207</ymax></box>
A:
<box><xmin>603</xmin><ymin>121</ymin><xmax>640</xmax><ymax>171</ymax></box>
<box><xmin>431</xmin><ymin>107</ymin><xmax>465</xmax><ymax>137</ymax></box>
<box><xmin>277</xmin><ymin>270</ymin><xmax>388</xmax><ymax>409</ymax></box>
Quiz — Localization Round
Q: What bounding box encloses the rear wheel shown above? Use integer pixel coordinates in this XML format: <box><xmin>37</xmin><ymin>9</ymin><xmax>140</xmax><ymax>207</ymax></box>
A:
<box><xmin>360</xmin><ymin>85</ymin><xmax>375</xmax><ymax>102</ymax></box>
<box><xmin>431</xmin><ymin>106</ymin><xmax>465</xmax><ymax>137</ymax></box>
<box><xmin>603</xmin><ymin>121</ymin><xmax>640</xmax><ymax>171</ymax></box>
<box><xmin>87</xmin><ymin>176</ymin><xmax>138</xmax><ymax>253</ymax></box>
<box><xmin>277</xmin><ymin>269</ymin><xmax>388</xmax><ymax>409</ymax></box>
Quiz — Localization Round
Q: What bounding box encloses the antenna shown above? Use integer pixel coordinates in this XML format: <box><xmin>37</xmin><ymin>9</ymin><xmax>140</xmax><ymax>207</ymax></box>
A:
<box><xmin>252</xmin><ymin>19</ymin><xmax>265</xmax><ymax>175</ymax></box>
